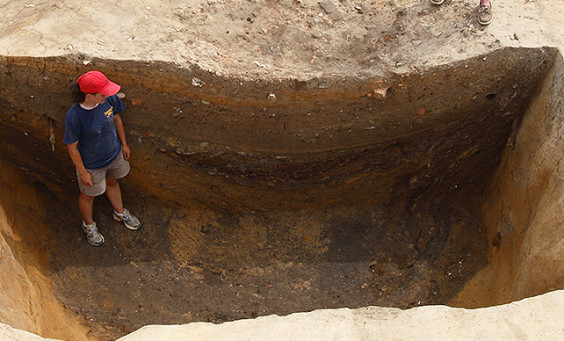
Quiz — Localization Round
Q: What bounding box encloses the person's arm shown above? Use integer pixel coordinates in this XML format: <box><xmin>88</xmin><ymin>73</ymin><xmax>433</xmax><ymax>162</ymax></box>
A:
<box><xmin>67</xmin><ymin>142</ymin><xmax>93</xmax><ymax>186</ymax></box>
<box><xmin>113</xmin><ymin>114</ymin><xmax>130</xmax><ymax>160</ymax></box>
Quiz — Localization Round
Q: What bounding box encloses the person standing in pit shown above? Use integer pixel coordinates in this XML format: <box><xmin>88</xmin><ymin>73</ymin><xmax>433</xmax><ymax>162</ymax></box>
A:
<box><xmin>431</xmin><ymin>0</ymin><xmax>493</xmax><ymax>25</ymax></box>
<box><xmin>63</xmin><ymin>71</ymin><xmax>141</xmax><ymax>246</ymax></box>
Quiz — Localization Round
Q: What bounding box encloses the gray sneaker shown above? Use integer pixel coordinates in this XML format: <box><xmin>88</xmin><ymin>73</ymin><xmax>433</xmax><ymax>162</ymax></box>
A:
<box><xmin>82</xmin><ymin>221</ymin><xmax>105</xmax><ymax>247</ymax></box>
<box><xmin>113</xmin><ymin>208</ymin><xmax>141</xmax><ymax>230</ymax></box>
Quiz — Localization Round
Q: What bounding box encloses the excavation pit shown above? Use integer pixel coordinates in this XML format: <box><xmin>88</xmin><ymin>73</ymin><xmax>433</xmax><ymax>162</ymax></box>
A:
<box><xmin>1</xmin><ymin>46</ymin><xmax>563</xmax><ymax>340</ymax></box>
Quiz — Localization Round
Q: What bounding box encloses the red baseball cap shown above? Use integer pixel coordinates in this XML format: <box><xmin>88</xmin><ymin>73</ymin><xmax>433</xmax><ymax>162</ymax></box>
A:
<box><xmin>77</xmin><ymin>71</ymin><xmax>120</xmax><ymax>96</ymax></box>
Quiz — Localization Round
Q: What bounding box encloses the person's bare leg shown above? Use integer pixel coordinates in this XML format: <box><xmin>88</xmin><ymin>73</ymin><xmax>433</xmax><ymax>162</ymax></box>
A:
<box><xmin>105</xmin><ymin>177</ymin><xmax>124</xmax><ymax>214</ymax></box>
<box><xmin>79</xmin><ymin>191</ymin><xmax>105</xmax><ymax>246</ymax></box>
<box><xmin>107</xmin><ymin>179</ymin><xmax>141</xmax><ymax>230</ymax></box>
<box><xmin>79</xmin><ymin>192</ymin><xmax>95</xmax><ymax>225</ymax></box>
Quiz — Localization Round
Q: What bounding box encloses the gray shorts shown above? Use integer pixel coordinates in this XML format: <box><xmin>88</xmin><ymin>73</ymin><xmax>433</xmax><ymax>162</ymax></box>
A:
<box><xmin>77</xmin><ymin>151</ymin><xmax>130</xmax><ymax>197</ymax></box>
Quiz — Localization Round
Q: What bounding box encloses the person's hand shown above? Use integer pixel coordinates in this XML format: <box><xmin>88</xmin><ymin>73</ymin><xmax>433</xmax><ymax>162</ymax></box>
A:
<box><xmin>122</xmin><ymin>145</ymin><xmax>131</xmax><ymax>160</ymax></box>
<box><xmin>80</xmin><ymin>171</ymin><xmax>93</xmax><ymax>186</ymax></box>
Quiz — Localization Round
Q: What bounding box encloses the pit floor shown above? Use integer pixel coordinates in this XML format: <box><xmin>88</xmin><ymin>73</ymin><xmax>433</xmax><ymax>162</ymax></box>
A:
<box><xmin>37</xmin><ymin>177</ymin><xmax>488</xmax><ymax>340</ymax></box>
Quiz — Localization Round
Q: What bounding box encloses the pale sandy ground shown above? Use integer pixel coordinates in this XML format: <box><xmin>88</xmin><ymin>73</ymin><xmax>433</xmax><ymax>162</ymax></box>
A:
<box><xmin>119</xmin><ymin>290</ymin><xmax>564</xmax><ymax>341</ymax></box>
<box><xmin>0</xmin><ymin>0</ymin><xmax>562</xmax><ymax>79</ymax></box>
<box><xmin>2</xmin><ymin>291</ymin><xmax>564</xmax><ymax>340</ymax></box>
<box><xmin>1</xmin><ymin>0</ymin><xmax>564</xmax><ymax>340</ymax></box>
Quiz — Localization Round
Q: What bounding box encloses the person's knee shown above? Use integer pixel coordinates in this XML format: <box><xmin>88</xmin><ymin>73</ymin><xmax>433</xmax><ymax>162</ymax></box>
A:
<box><xmin>106</xmin><ymin>177</ymin><xmax>119</xmax><ymax>187</ymax></box>
<box><xmin>79</xmin><ymin>192</ymin><xmax>95</xmax><ymax>201</ymax></box>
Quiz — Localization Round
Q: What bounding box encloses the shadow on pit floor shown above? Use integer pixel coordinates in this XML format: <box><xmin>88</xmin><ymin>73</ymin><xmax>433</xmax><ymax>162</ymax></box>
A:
<box><xmin>42</xmin><ymin>179</ymin><xmax>487</xmax><ymax>340</ymax></box>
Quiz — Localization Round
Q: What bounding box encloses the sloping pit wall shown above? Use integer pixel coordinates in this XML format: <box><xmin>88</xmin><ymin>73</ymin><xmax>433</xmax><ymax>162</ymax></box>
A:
<box><xmin>452</xmin><ymin>50</ymin><xmax>564</xmax><ymax>308</ymax></box>
<box><xmin>0</xmin><ymin>46</ymin><xmax>560</xmax><ymax>340</ymax></box>
<box><xmin>0</xmin><ymin>47</ymin><xmax>556</xmax><ymax>211</ymax></box>
<box><xmin>0</xmin><ymin>160</ymin><xmax>90</xmax><ymax>341</ymax></box>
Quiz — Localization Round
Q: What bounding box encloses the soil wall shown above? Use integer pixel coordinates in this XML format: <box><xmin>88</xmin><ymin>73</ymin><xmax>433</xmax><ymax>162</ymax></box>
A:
<box><xmin>0</xmin><ymin>161</ymin><xmax>90</xmax><ymax>340</ymax></box>
<box><xmin>452</xmin><ymin>52</ymin><xmax>564</xmax><ymax>307</ymax></box>
<box><xmin>0</xmin><ymin>47</ymin><xmax>556</xmax><ymax>211</ymax></box>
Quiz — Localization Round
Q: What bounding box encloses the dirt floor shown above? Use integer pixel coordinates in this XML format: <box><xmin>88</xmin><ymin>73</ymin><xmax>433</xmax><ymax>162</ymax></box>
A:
<box><xmin>34</xmin><ymin>168</ymin><xmax>487</xmax><ymax>340</ymax></box>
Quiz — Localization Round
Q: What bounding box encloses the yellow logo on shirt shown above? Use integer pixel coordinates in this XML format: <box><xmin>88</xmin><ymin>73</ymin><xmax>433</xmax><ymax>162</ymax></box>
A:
<box><xmin>104</xmin><ymin>107</ymin><xmax>114</xmax><ymax>118</ymax></box>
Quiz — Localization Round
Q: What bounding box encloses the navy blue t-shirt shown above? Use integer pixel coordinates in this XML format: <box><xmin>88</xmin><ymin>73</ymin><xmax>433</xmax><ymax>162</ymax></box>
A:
<box><xmin>63</xmin><ymin>95</ymin><xmax>126</xmax><ymax>169</ymax></box>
